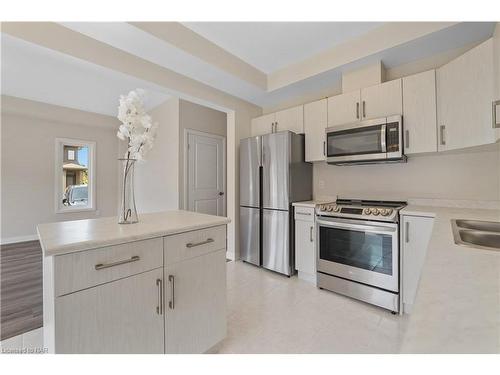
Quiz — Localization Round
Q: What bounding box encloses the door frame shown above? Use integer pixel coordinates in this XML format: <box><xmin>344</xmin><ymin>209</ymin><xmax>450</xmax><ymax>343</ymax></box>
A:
<box><xmin>183</xmin><ymin>128</ymin><xmax>227</xmax><ymax>216</ymax></box>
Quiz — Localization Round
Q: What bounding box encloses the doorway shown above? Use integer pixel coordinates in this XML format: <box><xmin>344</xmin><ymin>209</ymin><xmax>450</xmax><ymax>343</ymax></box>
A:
<box><xmin>185</xmin><ymin>129</ymin><xmax>226</xmax><ymax>216</ymax></box>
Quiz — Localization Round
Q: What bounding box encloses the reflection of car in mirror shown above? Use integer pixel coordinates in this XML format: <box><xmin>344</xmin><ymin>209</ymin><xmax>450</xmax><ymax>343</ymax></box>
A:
<box><xmin>63</xmin><ymin>185</ymin><xmax>88</xmax><ymax>206</ymax></box>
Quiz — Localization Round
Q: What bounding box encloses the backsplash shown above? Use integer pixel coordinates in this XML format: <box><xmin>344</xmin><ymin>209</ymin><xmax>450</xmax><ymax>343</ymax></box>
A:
<box><xmin>313</xmin><ymin>144</ymin><xmax>500</xmax><ymax>203</ymax></box>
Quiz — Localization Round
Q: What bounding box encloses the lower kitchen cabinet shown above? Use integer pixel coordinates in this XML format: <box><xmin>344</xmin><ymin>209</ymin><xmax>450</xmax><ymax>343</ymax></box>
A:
<box><xmin>165</xmin><ymin>249</ymin><xmax>227</xmax><ymax>354</ymax></box>
<box><xmin>401</xmin><ymin>214</ymin><xmax>435</xmax><ymax>313</ymax></box>
<box><xmin>294</xmin><ymin>206</ymin><xmax>316</xmax><ymax>284</ymax></box>
<box><xmin>55</xmin><ymin>268</ymin><xmax>165</xmax><ymax>354</ymax></box>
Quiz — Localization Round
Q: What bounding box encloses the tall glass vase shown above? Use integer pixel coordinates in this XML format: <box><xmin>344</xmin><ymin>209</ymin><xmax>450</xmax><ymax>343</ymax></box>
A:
<box><xmin>119</xmin><ymin>158</ymin><xmax>138</xmax><ymax>224</ymax></box>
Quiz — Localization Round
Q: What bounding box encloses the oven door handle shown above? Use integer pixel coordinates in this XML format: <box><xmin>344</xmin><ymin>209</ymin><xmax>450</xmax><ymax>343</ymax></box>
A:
<box><xmin>316</xmin><ymin>219</ymin><xmax>397</xmax><ymax>235</ymax></box>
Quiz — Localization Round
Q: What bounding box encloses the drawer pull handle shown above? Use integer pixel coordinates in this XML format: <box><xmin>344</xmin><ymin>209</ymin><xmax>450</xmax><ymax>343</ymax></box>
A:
<box><xmin>94</xmin><ymin>255</ymin><xmax>140</xmax><ymax>270</ymax></box>
<box><xmin>168</xmin><ymin>275</ymin><xmax>175</xmax><ymax>310</ymax></box>
<box><xmin>296</xmin><ymin>212</ymin><xmax>311</xmax><ymax>216</ymax></box>
<box><xmin>186</xmin><ymin>238</ymin><xmax>214</xmax><ymax>248</ymax></box>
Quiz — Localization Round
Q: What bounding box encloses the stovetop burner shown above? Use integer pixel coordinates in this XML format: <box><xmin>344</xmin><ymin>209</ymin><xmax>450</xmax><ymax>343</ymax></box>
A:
<box><xmin>316</xmin><ymin>199</ymin><xmax>407</xmax><ymax>223</ymax></box>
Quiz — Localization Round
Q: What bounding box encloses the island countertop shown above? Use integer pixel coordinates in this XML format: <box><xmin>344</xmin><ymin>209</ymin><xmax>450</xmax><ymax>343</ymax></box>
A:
<box><xmin>37</xmin><ymin>210</ymin><xmax>230</xmax><ymax>257</ymax></box>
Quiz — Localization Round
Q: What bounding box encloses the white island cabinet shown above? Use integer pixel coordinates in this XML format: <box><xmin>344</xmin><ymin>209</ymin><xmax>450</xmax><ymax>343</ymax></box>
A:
<box><xmin>37</xmin><ymin>210</ymin><xmax>230</xmax><ymax>354</ymax></box>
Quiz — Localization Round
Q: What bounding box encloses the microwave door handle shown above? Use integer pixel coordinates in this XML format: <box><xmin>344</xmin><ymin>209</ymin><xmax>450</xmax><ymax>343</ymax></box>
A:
<box><xmin>380</xmin><ymin>124</ymin><xmax>387</xmax><ymax>153</ymax></box>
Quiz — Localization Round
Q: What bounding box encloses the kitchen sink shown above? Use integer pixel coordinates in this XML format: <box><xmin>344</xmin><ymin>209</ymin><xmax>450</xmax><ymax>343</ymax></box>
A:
<box><xmin>451</xmin><ymin>219</ymin><xmax>500</xmax><ymax>252</ymax></box>
<box><xmin>454</xmin><ymin>219</ymin><xmax>500</xmax><ymax>233</ymax></box>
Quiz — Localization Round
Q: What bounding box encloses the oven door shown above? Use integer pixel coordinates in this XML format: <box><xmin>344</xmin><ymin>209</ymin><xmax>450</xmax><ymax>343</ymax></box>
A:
<box><xmin>326</xmin><ymin>119</ymin><xmax>387</xmax><ymax>164</ymax></box>
<box><xmin>316</xmin><ymin>217</ymin><xmax>399</xmax><ymax>292</ymax></box>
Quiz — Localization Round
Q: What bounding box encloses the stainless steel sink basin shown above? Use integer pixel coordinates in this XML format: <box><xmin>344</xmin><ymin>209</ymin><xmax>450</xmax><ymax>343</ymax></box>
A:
<box><xmin>454</xmin><ymin>219</ymin><xmax>500</xmax><ymax>233</ymax></box>
<box><xmin>451</xmin><ymin>219</ymin><xmax>500</xmax><ymax>252</ymax></box>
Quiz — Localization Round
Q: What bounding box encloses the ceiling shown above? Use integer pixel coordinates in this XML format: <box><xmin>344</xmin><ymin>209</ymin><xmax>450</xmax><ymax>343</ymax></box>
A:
<box><xmin>1</xmin><ymin>33</ymin><xmax>171</xmax><ymax>117</ymax></box>
<box><xmin>1</xmin><ymin>22</ymin><xmax>497</xmax><ymax>114</ymax></box>
<box><xmin>182</xmin><ymin>22</ymin><xmax>383</xmax><ymax>73</ymax></box>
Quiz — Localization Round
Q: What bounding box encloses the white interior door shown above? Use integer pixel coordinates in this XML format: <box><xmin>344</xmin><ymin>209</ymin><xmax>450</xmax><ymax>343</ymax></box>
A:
<box><xmin>187</xmin><ymin>130</ymin><xmax>225</xmax><ymax>216</ymax></box>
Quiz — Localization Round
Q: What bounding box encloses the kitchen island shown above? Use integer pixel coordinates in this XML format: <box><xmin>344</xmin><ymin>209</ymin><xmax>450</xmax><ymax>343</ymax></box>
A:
<box><xmin>37</xmin><ymin>210</ymin><xmax>230</xmax><ymax>354</ymax></box>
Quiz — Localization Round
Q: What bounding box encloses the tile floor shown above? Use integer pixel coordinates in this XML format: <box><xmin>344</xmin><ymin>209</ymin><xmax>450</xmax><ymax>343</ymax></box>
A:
<box><xmin>1</xmin><ymin>260</ymin><xmax>414</xmax><ymax>354</ymax></box>
<box><xmin>217</xmin><ymin>260</ymin><xmax>409</xmax><ymax>353</ymax></box>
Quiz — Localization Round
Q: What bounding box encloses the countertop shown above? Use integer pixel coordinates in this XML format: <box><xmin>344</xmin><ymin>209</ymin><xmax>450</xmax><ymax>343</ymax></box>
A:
<box><xmin>292</xmin><ymin>200</ymin><xmax>334</xmax><ymax>208</ymax></box>
<box><xmin>37</xmin><ymin>210</ymin><xmax>230</xmax><ymax>257</ymax></box>
<box><xmin>398</xmin><ymin>205</ymin><xmax>500</xmax><ymax>353</ymax></box>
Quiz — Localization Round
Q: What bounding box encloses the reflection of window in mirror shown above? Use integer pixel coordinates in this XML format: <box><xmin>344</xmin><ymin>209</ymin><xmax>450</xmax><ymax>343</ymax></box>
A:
<box><xmin>55</xmin><ymin>138</ymin><xmax>96</xmax><ymax>213</ymax></box>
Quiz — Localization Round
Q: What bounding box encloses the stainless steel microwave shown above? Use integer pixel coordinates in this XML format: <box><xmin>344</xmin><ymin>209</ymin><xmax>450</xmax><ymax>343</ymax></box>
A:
<box><xmin>325</xmin><ymin>115</ymin><xmax>406</xmax><ymax>165</ymax></box>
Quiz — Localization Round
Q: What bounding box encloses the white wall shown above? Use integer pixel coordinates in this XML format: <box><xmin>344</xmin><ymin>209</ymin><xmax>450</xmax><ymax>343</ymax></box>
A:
<box><xmin>313</xmin><ymin>145</ymin><xmax>500</xmax><ymax>203</ymax></box>
<box><xmin>134</xmin><ymin>97</ymin><xmax>180</xmax><ymax>213</ymax></box>
<box><xmin>1</xmin><ymin>96</ymin><xmax>119</xmax><ymax>242</ymax></box>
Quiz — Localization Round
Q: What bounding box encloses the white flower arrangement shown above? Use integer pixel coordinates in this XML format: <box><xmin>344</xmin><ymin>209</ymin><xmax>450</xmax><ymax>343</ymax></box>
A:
<box><xmin>117</xmin><ymin>89</ymin><xmax>157</xmax><ymax>160</ymax></box>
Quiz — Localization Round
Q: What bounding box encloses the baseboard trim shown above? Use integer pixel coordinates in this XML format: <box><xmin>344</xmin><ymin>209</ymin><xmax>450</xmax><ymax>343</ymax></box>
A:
<box><xmin>0</xmin><ymin>234</ymin><xmax>39</xmax><ymax>245</ymax></box>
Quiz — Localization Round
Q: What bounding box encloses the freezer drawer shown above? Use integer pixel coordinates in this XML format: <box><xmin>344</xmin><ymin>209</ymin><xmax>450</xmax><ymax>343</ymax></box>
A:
<box><xmin>239</xmin><ymin>137</ymin><xmax>261</xmax><ymax>207</ymax></box>
<box><xmin>262</xmin><ymin>209</ymin><xmax>292</xmax><ymax>276</ymax></box>
<box><xmin>239</xmin><ymin>206</ymin><xmax>260</xmax><ymax>266</ymax></box>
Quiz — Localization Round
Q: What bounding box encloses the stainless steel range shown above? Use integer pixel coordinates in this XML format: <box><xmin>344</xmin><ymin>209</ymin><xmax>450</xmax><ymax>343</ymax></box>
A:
<box><xmin>315</xmin><ymin>199</ymin><xmax>406</xmax><ymax>313</ymax></box>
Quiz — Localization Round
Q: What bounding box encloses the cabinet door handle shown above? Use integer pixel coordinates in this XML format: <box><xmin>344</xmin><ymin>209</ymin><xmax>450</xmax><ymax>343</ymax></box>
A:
<box><xmin>94</xmin><ymin>255</ymin><xmax>140</xmax><ymax>270</ymax></box>
<box><xmin>356</xmin><ymin>102</ymin><xmax>360</xmax><ymax>119</ymax></box>
<box><xmin>405</xmin><ymin>130</ymin><xmax>410</xmax><ymax>149</ymax></box>
<box><xmin>275</xmin><ymin>121</ymin><xmax>278</xmax><ymax>132</ymax></box>
<box><xmin>168</xmin><ymin>275</ymin><xmax>175</xmax><ymax>310</ymax></box>
<box><xmin>323</xmin><ymin>140</ymin><xmax>326</xmax><ymax>156</ymax></box>
<box><xmin>156</xmin><ymin>278</ymin><xmax>163</xmax><ymax>315</ymax></box>
<box><xmin>493</xmin><ymin>100</ymin><xmax>500</xmax><ymax>128</ymax></box>
<box><xmin>186</xmin><ymin>238</ymin><xmax>214</xmax><ymax>248</ymax></box>
<box><xmin>362</xmin><ymin>101</ymin><xmax>366</xmax><ymax>118</ymax></box>
<box><xmin>405</xmin><ymin>221</ymin><xmax>410</xmax><ymax>243</ymax></box>
<box><xmin>310</xmin><ymin>226</ymin><xmax>314</xmax><ymax>242</ymax></box>
<box><xmin>440</xmin><ymin>125</ymin><xmax>446</xmax><ymax>146</ymax></box>
<box><xmin>271</xmin><ymin>122</ymin><xmax>275</xmax><ymax>133</ymax></box>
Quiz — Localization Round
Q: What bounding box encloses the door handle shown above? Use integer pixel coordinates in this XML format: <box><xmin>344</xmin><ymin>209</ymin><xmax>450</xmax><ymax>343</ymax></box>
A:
<box><xmin>323</xmin><ymin>141</ymin><xmax>326</xmax><ymax>156</ymax></box>
<box><xmin>405</xmin><ymin>130</ymin><xmax>410</xmax><ymax>149</ymax></box>
<box><xmin>156</xmin><ymin>278</ymin><xmax>163</xmax><ymax>315</ymax></box>
<box><xmin>168</xmin><ymin>275</ymin><xmax>175</xmax><ymax>310</ymax></box>
<box><xmin>405</xmin><ymin>221</ymin><xmax>410</xmax><ymax>243</ymax></box>
<box><xmin>356</xmin><ymin>102</ymin><xmax>360</xmax><ymax>119</ymax></box>
<box><xmin>218</xmin><ymin>191</ymin><xmax>225</xmax><ymax>196</ymax></box>
<box><xmin>440</xmin><ymin>125</ymin><xmax>446</xmax><ymax>146</ymax></box>
<box><xmin>362</xmin><ymin>101</ymin><xmax>366</xmax><ymax>118</ymax></box>
<box><xmin>310</xmin><ymin>226</ymin><xmax>314</xmax><ymax>242</ymax></box>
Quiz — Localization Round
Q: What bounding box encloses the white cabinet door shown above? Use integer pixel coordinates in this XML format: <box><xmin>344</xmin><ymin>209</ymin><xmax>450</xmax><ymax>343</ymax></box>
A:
<box><xmin>401</xmin><ymin>215</ymin><xmax>434</xmax><ymax>313</ymax></box>
<box><xmin>275</xmin><ymin>105</ymin><xmax>304</xmax><ymax>134</ymax></box>
<box><xmin>402</xmin><ymin>70</ymin><xmax>438</xmax><ymax>154</ymax></box>
<box><xmin>165</xmin><ymin>249</ymin><xmax>226</xmax><ymax>354</ymax></box>
<box><xmin>361</xmin><ymin>78</ymin><xmax>402</xmax><ymax>120</ymax></box>
<box><xmin>295</xmin><ymin>219</ymin><xmax>316</xmax><ymax>281</ymax></box>
<box><xmin>493</xmin><ymin>24</ymin><xmax>500</xmax><ymax>139</ymax></box>
<box><xmin>304</xmin><ymin>98</ymin><xmax>327</xmax><ymax>162</ymax></box>
<box><xmin>251</xmin><ymin>113</ymin><xmax>275</xmax><ymax>136</ymax></box>
<box><xmin>327</xmin><ymin>90</ymin><xmax>361</xmax><ymax>127</ymax></box>
<box><xmin>55</xmin><ymin>268</ymin><xmax>164</xmax><ymax>353</ymax></box>
<box><xmin>437</xmin><ymin>38</ymin><xmax>495</xmax><ymax>151</ymax></box>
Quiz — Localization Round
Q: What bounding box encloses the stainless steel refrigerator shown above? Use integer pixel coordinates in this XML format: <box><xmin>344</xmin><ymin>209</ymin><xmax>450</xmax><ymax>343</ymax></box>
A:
<box><xmin>239</xmin><ymin>131</ymin><xmax>312</xmax><ymax>276</ymax></box>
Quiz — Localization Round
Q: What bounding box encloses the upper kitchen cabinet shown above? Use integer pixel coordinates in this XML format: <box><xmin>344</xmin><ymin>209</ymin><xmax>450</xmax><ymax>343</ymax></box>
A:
<box><xmin>327</xmin><ymin>90</ymin><xmax>361</xmax><ymax>127</ymax></box>
<box><xmin>437</xmin><ymin>38</ymin><xmax>495</xmax><ymax>151</ymax></box>
<box><xmin>327</xmin><ymin>79</ymin><xmax>402</xmax><ymax>127</ymax></box>
<box><xmin>251</xmin><ymin>113</ymin><xmax>275</xmax><ymax>137</ymax></box>
<box><xmin>402</xmin><ymin>70</ymin><xmax>438</xmax><ymax>154</ymax></box>
<box><xmin>494</xmin><ymin>23</ymin><xmax>500</xmax><ymax>138</ymax></box>
<box><xmin>275</xmin><ymin>105</ymin><xmax>304</xmax><ymax>134</ymax></box>
<box><xmin>304</xmin><ymin>98</ymin><xmax>327</xmax><ymax>162</ymax></box>
<box><xmin>251</xmin><ymin>105</ymin><xmax>304</xmax><ymax>136</ymax></box>
<box><xmin>360</xmin><ymin>78</ymin><xmax>402</xmax><ymax>120</ymax></box>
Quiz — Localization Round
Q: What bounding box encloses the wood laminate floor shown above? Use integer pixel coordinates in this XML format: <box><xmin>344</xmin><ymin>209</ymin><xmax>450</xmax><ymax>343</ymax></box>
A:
<box><xmin>0</xmin><ymin>240</ymin><xmax>43</xmax><ymax>341</ymax></box>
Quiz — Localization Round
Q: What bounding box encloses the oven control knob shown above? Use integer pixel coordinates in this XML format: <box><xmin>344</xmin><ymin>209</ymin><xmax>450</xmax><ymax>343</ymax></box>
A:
<box><xmin>380</xmin><ymin>209</ymin><xmax>389</xmax><ymax>216</ymax></box>
<box><xmin>333</xmin><ymin>206</ymin><xmax>340</xmax><ymax>212</ymax></box>
<box><xmin>372</xmin><ymin>208</ymin><xmax>380</xmax><ymax>216</ymax></box>
<box><xmin>363</xmin><ymin>208</ymin><xmax>371</xmax><ymax>215</ymax></box>
<box><xmin>319</xmin><ymin>205</ymin><xmax>326</xmax><ymax>211</ymax></box>
<box><xmin>327</xmin><ymin>205</ymin><xmax>334</xmax><ymax>212</ymax></box>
